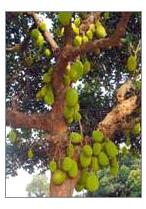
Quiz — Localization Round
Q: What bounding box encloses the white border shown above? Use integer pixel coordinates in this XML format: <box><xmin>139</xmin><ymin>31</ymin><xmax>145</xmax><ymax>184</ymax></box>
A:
<box><xmin>1</xmin><ymin>1</ymin><xmax>146</xmax><ymax>209</ymax></box>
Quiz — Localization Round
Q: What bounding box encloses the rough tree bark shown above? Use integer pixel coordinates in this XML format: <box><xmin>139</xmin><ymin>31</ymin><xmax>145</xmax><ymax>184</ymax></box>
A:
<box><xmin>6</xmin><ymin>12</ymin><xmax>137</xmax><ymax>197</ymax></box>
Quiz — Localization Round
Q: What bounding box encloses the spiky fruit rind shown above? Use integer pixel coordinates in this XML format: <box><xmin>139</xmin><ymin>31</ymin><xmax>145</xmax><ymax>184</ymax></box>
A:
<box><xmin>49</xmin><ymin>160</ymin><xmax>57</xmax><ymax>173</ymax></box>
<box><xmin>74</xmin><ymin>103</ymin><xmax>80</xmax><ymax>112</ymax></box>
<box><xmin>95</xmin><ymin>21</ymin><xmax>107</xmax><ymax>38</ymax></box>
<box><xmin>31</xmin><ymin>29</ymin><xmax>41</xmax><ymax>40</ymax></box>
<box><xmin>62</xmin><ymin>157</ymin><xmax>73</xmax><ymax>172</ymax></box>
<box><xmin>93</xmin><ymin>143</ymin><xmax>101</xmax><ymax>156</ymax></box>
<box><xmin>40</xmin><ymin>85</ymin><xmax>48</xmax><ymax>97</ymax></box>
<box><xmin>91</xmin><ymin>157</ymin><xmax>99</xmax><ymax>172</ymax></box>
<box><xmin>104</xmin><ymin>140</ymin><xmax>118</xmax><ymax>158</ymax></box>
<box><xmin>83</xmin><ymin>145</ymin><xmax>93</xmax><ymax>157</ymax></box>
<box><xmin>44</xmin><ymin>86</ymin><xmax>54</xmax><ymax>105</ymax></box>
<box><xmin>92</xmin><ymin>130</ymin><xmax>104</xmax><ymax>143</ymax></box>
<box><xmin>52</xmin><ymin>170</ymin><xmax>66</xmax><ymax>185</ymax></box>
<box><xmin>126</xmin><ymin>55</ymin><xmax>137</xmax><ymax>72</ymax></box>
<box><xmin>80</xmin><ymin>153</ymin><xmax>91</xmax><ymax>168</ymax></box>
<box><xmin>66</xmin><ymin>144</ymin><xmax>75</xmax><ymax>157</ymax></box>
<box><xmin>83</xmin><ymin>60</ymin><xmax>91</xmax><ymax>74</ymax></box>
<box><xmin>39</xmin><ymin>22</ymin><xmax>47</xmax><ymax>31</ymax></box>
<box><xmin>73</xmin><ymin>35</ymin><xmax>82</xmax><ymax>46</ymax></box>
<box><xmin>44</xmin><ymin>48</ymin><xmax>51</xmax><ymax>57</ymax></box>
<box><xmin>8</xmin><ymin>130</ymin><xmax>17</xmax><ymax>143</ymax></box>
<box><xmin>69</xmin><ymin>132</ymin><xmax>82</xmax><ymax>144</ymax></box>
<box><xmin>28</xmin><ymin>149</ymin><xmax>34</xmax><ymax>159</ymax></box>
<box><xmin>133</xmin><ymin>122</ymin><xmax>141</xmax><ymax>135</ymax></box>
<box><xmin>65</xmin><ymin>88</ymin><xmax>78</xmax><ymax>107</ymax></box>
<box><xmin>58</xmin><ymin>12</ymin><xmax>72</xmax><ymax>25</ymax></box>
<box><xmin>82</xmin><ymin>35</ymin><xmax>89</xmax><ymax>44</ymax></box>
<box><xmin>73</xmin><ymin>111</ymin><xmax>81</xmax><ymax>122</ymax></box>
<box><xmin>69</xmin><ymin>60</ymin><xmax>83</xmax><ymax>82</ymax></box>
<box><xmin>68</xmin><ymin>160</ymin><xmax>78</xmax><ymax>178</ymax></box>
<box><xmin>79</xmin><ymin>170</ymin><xmax>90</xmax><ymax>186</ymax></box>
<box><xmin>98</xmin><ymin>152</ymin><xmax>109</xmax><ymax>166</ymax></box>
<box><xmin>85</xmin><ymin>173</ymin><xmax>100</xmax><ymax>192</ymax></box>
<box><xmin>64</xmin><ymin>106</ymin><xmax>74</xmax><ymax>119</ymax></box>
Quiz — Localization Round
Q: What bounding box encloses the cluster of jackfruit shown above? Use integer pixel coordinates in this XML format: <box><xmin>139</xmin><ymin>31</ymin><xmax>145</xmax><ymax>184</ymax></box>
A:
<box><xmin>64</xmin><ymin>88</ymin><xmax>81</xmax><ymax>124</ymax></box>
<box><xmin>72</xmin><ymin>17</ymin><xmax>107</xmax><ymax>47</ymax></box>
<box><xmin>31</xmin><ymin>25</ymin><xmax>52</xmax><ymax>58</ymax></box>
<box><xmin>36</xmin><ymin>67</ymin><xmax>55</xmax><ymax>106</ymax></box>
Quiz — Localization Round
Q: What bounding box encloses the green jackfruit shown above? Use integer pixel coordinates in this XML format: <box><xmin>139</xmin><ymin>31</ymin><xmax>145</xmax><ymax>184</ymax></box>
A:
<box><xmin>74</xmin><ymin>17</ymin><xmax>81</xmax><ymax>27</ymax></box>
<box><xmin>49</xmin><ymin>160</ymin><xmax>57</xmax><ymax>173</ymax></box>
<box><xmin>44</xmin><ymin>86</ymin><xmax>54</xmax><ymax>105</ymax></box>
<box><xmin>71</xmin><ymin>23</ymin><xmax>79</xmax><ymax>35</ymax></box>
<box><xmin>69</xmin><ymin>132</ymin><xmax>82</xmax><ymax>144</ymax></box>
<box><xmin>69</xmin><ymin>60</ymin><xmax>83</xmax><ymax>82</ymax></box>
<box><xmin>89</xmin><ymin>24</ymin><xmax>95</xmax><ymax>33</ymax></box>
<box><xmin>82</xmin><ymin>35</ymin><xmax>89</xmax><ymax>44</ymax></box>
<box><xmin>79</xmin><ymin>170</ymin><xmax>90</xmax><ymax>186</ymax></box>
<box><xmin>133</xmin><ymin>122</ymin><xmax>141</xmax><ymax>135</ymax></box>
<box><xmin>52</xmin><ymin>170</ymin><xmax>66</xmax><ymax>185</ymax></box>
<box><xmin>64</xmin><ymin>106</ymin><xmax>74</xmax><ymax>119</ymax></box>
<box><xmin>74</xmin><ymin>103</ymin><xmax>80</xmax><ymax>112</ymax></box>
<box><xmin>68</xmin><ymin>160</ymin><xmax>78</xmax><ymax>178</ymax></box>
<box><xmin>31</xmin><ymin>29</ymin><xmax>41</xmax><ymax>40</ymax></box>
<box><xmin>95</xmin><ymin>21</ymin><xmax>107</xmax><ymax>38</ymax></box>
<box><xmin>73</xmin><ymin>111</ymin><xmax>81</xmax><ymax>122</ymax></box>
<box><xmin>80</xmin><ymin>152</ymin><xmax>91</xmax><ymax>168</ymax></box>
<box><xmin>65</xmin><ymin>88</ymin><xmax>78</xmax><ymax>107</ymax></box>
<box><xmin>36</xmin><ymin>35</ymin><xmax>45</xmax><ymax>47</ymax></box>
<box><xmin>85</xmin><ymin>173</ymin><xmax>100</xmax><ymax>192</ymax></box>
<box><xmin>8</xmin><ymin>130</ymin><xmax>17</xmax><ymax>144</ymax></box>
<box><xmin>58</xmin><ymin>12</ymin><xmax>72</xmax><ymax>25</ymax></box>
<box><xmin>83</xmin><ymin>60</ymin><xmax>91</xmax><ymax>74</ymax></box>
<box><xmin>92</xmin><ymin>130</ymin><xmax>104</xmax><ymax>143</ymax></box>
<box><xmin>73</xmin><ymin>35</ymin><xmax>82</xmax><ymax>46</ymax></box>
<box><xmin>104</xmin><ymin>140</ymin><xmax>118</xmax><ymax>158</ymax></box>
<box><xmin>40</xmin><ymin>85</ymin><xmax>48</xmax><ymax>97</ymax></box>
<box><xmin>93</xmin><ymin>143</ymin><xmax>101</xmax><ymax>156</ymax></box>
<box><xmin>39</xmin><ymin>22</ymin><xmax>47</xmax><ymax>32</ymax></box>
<box><xmin>66</xmin><ymin>144</ymin><xmax>75</xmax><ymax>157</ymax></box>
<box><xmin>28</xmin><ymin>148</ymin><xmax>34</xmax><ymax>159</ymax></box>
<box><xmin>98</xmin><ymin>152</ymin><xmax>109</xmax><ymax>166</ymax></box>
<box><xmin>44</xmin><ymin>48</ymin><xmax>51</xmax><ymax>57</ymax></box>
<box><xmin>82</xmin><ymin>145</ymin><xmax>93</xmax><ymax>157</ymax></box>
<box><xmin>86</xmin><ymin>30</ymin><xmax>93</xmax><ymax>40</ymax></box>
<box><xmin>42</xmin><ymin>72</ymin><xmax>52</xmax><ymax>83</ymax></box>
<box><xmin>62</xmin><ymin>157</ymin><xmax>73</xmax><ymax>172</ymax></box>
<box><xmin>91</xmin><ymin>157</ymin><xmax>99</xmax><ymax>172</ymax></box>
<box><xmin>126</xmin><ymin>55</ymin><xmax>137</xmax><ymax>72</ymax></box>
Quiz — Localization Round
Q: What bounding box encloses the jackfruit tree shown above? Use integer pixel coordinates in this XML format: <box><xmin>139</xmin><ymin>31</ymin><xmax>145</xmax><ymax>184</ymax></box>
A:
<box><xmin>6</xmin><ymin>12</ymin><xmax>141</xmax><ymax>197</ymax></box>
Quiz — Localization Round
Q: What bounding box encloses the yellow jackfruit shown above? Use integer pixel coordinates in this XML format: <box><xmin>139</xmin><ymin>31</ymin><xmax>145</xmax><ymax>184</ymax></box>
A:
<box><xmin>86</xmin><ymin>30</ymin><xmax>93</xmax><ymax>40</ymax></box>
<box><xmin>68</xmin><ymin>160</ymin><xmax>78</xmax><ymax>178</ymax></box>
<box><xmin>65</xmin><ymin>88</ymin><xmax>78</xmax><ymax>107</ymax></box>
<box><xmin>73</xmin><ymin>35</ymin><xmax>82</xmax><ymax>46</ymax></box>
<box><xmin>69</xmin><ymin>132</ymin><xmax>82</xmax><ymax>144</ymax></box>
<box><xmin>98</xmin><ymin>152</ymin><xmax>109</xmax><ymax>166</ymax></box>
<box><xmin>92</xmin><ymin>130</ymin><xmax>104</xmax><ymax>143</ymax></box>
<box><xmin>73</xmin><ymin>111</ymin><xmax>81</xmax><ymax>122</ymax></box>
<box><xmin>95</xmin><ymin>21</ymin><xmax>107</xmax><ymax>38</ymax></box>
<box><xmin>82</xmin><ymin>35</ymin><xmax>89</xmax><ymax>44</ymax></box>
<box><xmin>71</xmin><ymin>23</ymin><xmax>79</xmax><ymax>35</ymax></box>
<box><xmin>66</xmin><ymin>144</ymin><xmax>75</xmax><ymax>157</ymax></box>
<box><xmin>62</xmin><ymin>157</ymin><xmax>73</xmax><ymax>172</ymax></box>
<box><xmin>39</xmin><ymin>22</ymin><xmax>47</xmax><ymax>32</ymax></box>
<box><xmin>44</xmin><ymin>48</ymin><xmax>51</xmax><ymax>57</ymax></box>
<box><xmin>104</xmin><ymin>140</ymin><xmax>118</xmax><ymax>158</ymax></box>
<box><xmin>80</xmin><ymin>152</ymin><xmax>91</xmax><ymax>168</ymax></box>
<box><xmin>69</xmin><ymin>60</ymin><xmax>83</xmax><ymax>82</ymax></box>
<box><xmin>49</xmin><ymin>160</ymin><xmax>57</xmax><ymax>173</ymax></box>
<box><xmin>82</xmin><ymin>145</ymin><xmax>93</xmax><ymax>157</ymax></box>
<box><xmin>31</xmin><ymin>29</ymin><xmax>41</xmax><ymax>40</ymax></box>
<box><xmin>91</xmin><ymin>157</ymin><xmax>99</xmax><ymax>172</ymax></box>
<box><xmin>74</xmin><ymin>17</ymin><xmax>81</xmax><ymax>27</ymax></box>
<box><xmin>126</xmin><ymin>55</ymin><xmax>137</xmax><ymax>72</ymax></box>
<box><xmin>36</xmin><ymin>35</ymin><xmax>45</xmax><ymax>47</ymax></box>
<box><xmin>85</xmin><ymin>173</ymin><xmax>100</xmax><ymax>192</ymax></box>
<box><xmin>93</xmin><ymin>143</ymin><xmax>102</xmax><ymax>156</ymax></box>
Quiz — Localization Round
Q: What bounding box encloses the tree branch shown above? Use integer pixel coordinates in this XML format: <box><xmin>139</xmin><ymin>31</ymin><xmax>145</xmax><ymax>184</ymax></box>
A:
<box><xmin>26</xmin><ymin>12</ymin><xmax>59</xmax><ymax>53</ymax></box>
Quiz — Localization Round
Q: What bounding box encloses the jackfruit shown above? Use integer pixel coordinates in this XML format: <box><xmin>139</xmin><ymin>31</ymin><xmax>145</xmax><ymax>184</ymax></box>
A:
<box><xmin>65</xmin><ymin>88</ymin><xmax>78</xmax><ymax>107</ymax></box>
<box><xmin>73</xmin><ymin>35</ymin><xmax>82</xmax><ymax>46</ymax></box>
<box><xmin>64</xmin><ymin>106</ymin><xmax>74</xmax><ymax>119</ymax></box>
<box><xmin>66</xmin><ymin>144</ymin><xmax>75</xmax><ymax>157</ymax></box>
<box><xmin>40</xmin><ymin>85</ymin><xmax>48</xmax><ymax>97</ymax></box>
<box><xmin>58</xmin><ymin>12</ymin><xmax>72</xmax><ymax>25</ymax></box>
<box><xmin>82</xmin><ymin>145</ymin><xmax>93</xmax><ymax>157</ymax></box>
<box><xmin>27</xmin><ymin>148</ymin><xmax>34</xmax><ymax>159</ymax></box>
<box><xmin>68</xmin><ymin>160</ymin><xmax>78</xmax><ymax>178</ymax></box>
<box><xmin>71</xmin><ymin>23</ymin><xmax>79</xmax><ymax>35</ymax></box>
<box><xmin>74</xmin><ymin>103</ymin><xmax>80</xmax><ymax>112</ymax></box>
<box><xmin>89</xmin><ymin>24</ymin><xmax>95</xmax><ymax>33</ymax></box>
<box><xmin>73</xmin><ymin>111</ymin><xmax>81</xmax><ymax>122</ymax></box>
<box><xmin>67</xmin><ymin>117</ymin><xmax>74</xmax><ymax>124</ymax></box>
<box><xmin>91</xmin><ymin>157</ymin><xmax>99</xmax><ymax>172</ymax></box>
<box><xmin>42</xmin><ymin>72</ymin><xmax>52</xmax><ymax>83</ymax></box>
<box><xmin>126</xmin><ymin>55</ymin><xmax>137</xmax><ymax>72</ymax></box>
<box><xmin>8</xmin><ymin>130</ymin><xmax>17</xmax><ymax>144</ymax></box>
<box><xmin>104</xmin><ymin>140</ymin><xmax>118</xmax><ymax>158</ymax></box>
<box><xmin>92</xmin><ymin>130</ymin><xmax>104</xmax><ymax>143</ymax></box>
<box><xmin>62</xmin><ymin>157</ymin><xmax>73</xmax><ymax>172</ymax></box>
<box><xmin>49</xmin><ymin>160</ymin><xmax>57</xmax><ymax>173</ymax></box>
<box><xmin>44</xmin><ymin>86</ymin><xmax>54</xmax><ymax>105</ymax></box>
<box><xmin>95</xmin><ymin>21</ymin><xmax>107</xmax><ymax>38</ymax></box>
<box><xmin>69</xmin><ymin>60</ymin><xmax>83</xmax><ymax>82</ymax></box>
<box><xmin>36</xmin><ymin>90</ymin><xmax>43</xmax><ymax>101</ymax></box>
<box><xmin>69</xmin><ymin>132</ymin><xmax>82</xmax><ymax>144</ymax></box>
<box><xmin>93</xmin><ymin>143</ymin><xmax>101</xmax><ymax>156</ymax></box>
<box><xmin>82</xmin><ymin>35</ymin><xmax>89</xmax><ymax>44</ymax></box>
<box><xmin>110</xmin><ymin>164</ymin><xmax>119</xmax><ymax>176</ymax></box>
<box><xmin>31</xmin><ymin>29</ymin><xmax>41</xmax><ymax>40</ymax></box>
<box><xmin>85</xmin><ymin>173</ymin><xmax>100</xmax><ymax>192</ymax></box>
<box><xmin>86</xmin><ymin>30</ymin><xmax>93</xmax><ymax>40</ymax></box>
<box><xmin>44</xmin><ymin>48</ymin><xmax>51</xmax><ymax>57</ymax></box>
<box><xmin>39</xmin><ymin>22</ymin><xmax>47</xmax><ymax>32</ymax></box>
<box><xmin>80</xmin><ymin>152</ymin><xmax>91</xmax><ymax>168</ymax></box>
<box><xmin>74</xmin><ymin>17</ymin><xmax>81</xmax><ymax>27</ymax></box>
<box><xmin>83</xmin><ymin>60</ymin><xmax>91</xmax><ymax>74</ymax></box>
<box><xmin>98</xmin><ymin>152</ymin><xmax>109</xmax><ymax>166</ymax></box>
<box><xmin>52</xmin><ymin>170</ymin><xmax>66</xmax><ymax>185</ymax></box>
<box><xmin>133</xmin><ymin>122</ymin><xmax>141</xmax><ymax>135</ymax></box>
<box><xmin>36</xmin><ymin>35</ymin><xmax>45</xmax><ymax>47</ymax></box>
